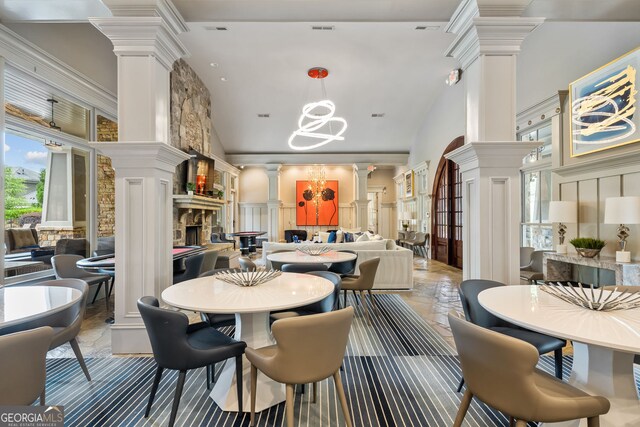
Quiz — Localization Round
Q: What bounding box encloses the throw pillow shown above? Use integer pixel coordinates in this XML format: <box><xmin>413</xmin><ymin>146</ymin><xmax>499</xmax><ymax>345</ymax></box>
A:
<box><xmin>336</xmin><ymin>230</ymin><xmax>344</xmax><ymax>243</ymax></box>
<box><xmin>344</xmin><ymin>232</ymin><xmax>354</xmax><ymax>243</ymax></box>
<box><xmin>318</xmin><ymin>231</ymin><xmax>331</xmax><ymax>243</ymax></box>
<box><xmin>328</xmin><ymin>231</ymin><xmax>337</xmax><ymax>243</ymax></box>
<box><xmin>356</xmin><ymin>233</ymin><xmax>369</xmax><ymax>242</ymax></box>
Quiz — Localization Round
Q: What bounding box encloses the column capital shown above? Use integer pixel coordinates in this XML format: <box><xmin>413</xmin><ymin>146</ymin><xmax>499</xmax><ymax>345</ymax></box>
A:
<box><xmin>264</xmin><ymin>164</ymin><xmax>282</xmax><ymax>175</ymax></box>
<box><xmin>89</xmin><ymin>141</ymin><xmax>190</xmax><ymax>173</ymax></box>
<box><xmin>90</xmin><ymin>16</ymin><xmax>189</xmax><ymax>70</ymax></box>
<box><xmin>101</xmin><ymin>0</ymin><xmax>188</xmax><ymax>34</ymax></box>
<box><xmin>445</xmin><ymin>141</ymin><xmax>539</xmax><ymax>173</ymax></box>
<box><xmin>444</xmin><ymin>0</ymin><xmax>543</xmax><ymax>69</ymax></box>
<box><xmin>352</xmin><ymin>162</ymin><xmax>371</xmax><ymax>172</ymax></box>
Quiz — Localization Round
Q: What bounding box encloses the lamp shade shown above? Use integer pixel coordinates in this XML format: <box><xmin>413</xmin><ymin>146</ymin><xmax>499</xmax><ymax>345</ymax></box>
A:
<box><xmin>548</xmin><ymin>201</ymin><xmax>577</xmax><ymax>223</ymax></box>
<box><xmin>604</xmin><ymin>196</ymin><xmax>640</xmax><ymax>224</ymax></box>
<box><xmin>400</xmin><ymin>211</ymin><xmax>413</xmax><ymax>221</ymax></box>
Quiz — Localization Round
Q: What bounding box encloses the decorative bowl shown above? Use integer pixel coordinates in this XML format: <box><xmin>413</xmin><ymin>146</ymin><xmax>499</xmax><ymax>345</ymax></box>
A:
<box><xmin>296</xmin><ymin>245</ymin><xmax>332</xmax><ymax>256</ymax></box>
<box><xmin>214</xmin><ymin>269</ymin><xmax>281</xmax><ymax>287</ymax></box>
<box><xmin>574</xmin><ymin>248</ymin><xmax>602</xmax><ymax>258</ymax></box>
<box><xmin>541</xmin><ymin>282</ymin><xmax>640</xmax><ymax>312</ymax></box>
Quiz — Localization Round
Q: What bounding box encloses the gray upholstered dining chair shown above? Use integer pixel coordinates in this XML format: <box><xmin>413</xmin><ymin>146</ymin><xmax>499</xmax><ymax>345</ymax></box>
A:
<box><xmin>280</xmin><ymin>263</ymin><xmax>328</xmax><ymax>273</ymax></box>
<box><xmin>247</xmin><ymin>307</ymin><xmax>354</xmax><ymax>427</ymax></box>
<box><xmin>456</xmin><ymin>279</ymin><xmax>566</xmax><ymax>392</ymax></box>
<box><xmin>271</xmin><ymin>269</ymin><xmax>340</xmax><ymax>321</ymax></box>
<box><xmin>172</xmin><ymin>253</ymin><xmax>205</xmax><ymax>284</ymax></box>
<box><xmin>0</xmin><ymin>326</ymin><xmax>54</xmax><ymax>405</ymax></box>
<box><xmin>52</xmin><ymin>254</ymin><xmax>111</xmax><ymax>308</ymax></box>
<box><xmin>520</xmin><ymin>247</ymin><xmax>535</xmax><ymax>268</ymax></box>
<box><xmin>211</xmin><ymin>232</ymin><xmax>236</xmax><ymax>249</ymax></box>
<box><xmin>0</xmin><ymin>279</ymin><xmax>92</xmax><ymax>403</ymax></box>
<box><xmin>328</xmin><ymin>250</ymin><xmax>358</xmax><ymax>277</ymax></box>
<box><xmin>138</xmin><ymin>296</ymin><xmax>247</xmax><ymax>427</ymax></box>
<box><xmin>341</xmin><ymin>257</ymin><xmax>380</xmax><ymax>324</ymax></box>
<box><xmin>520</xmin><ymin>250</ymin><xmax>546</xmax><ymax>283</ymax></box>
<box><xmin>239</xmin><ymin>257</ymin><xmax>257</xmax><ymax>272</ymax></box>
<box><xmin>200</xmin><ymin>250</ymin><xmax>220</xmax><ymax>276</ymax></box>
<box><xmin>448</xmin><ymin>311</ymin><xmax>610</xmax><ymax>427</ymax></box>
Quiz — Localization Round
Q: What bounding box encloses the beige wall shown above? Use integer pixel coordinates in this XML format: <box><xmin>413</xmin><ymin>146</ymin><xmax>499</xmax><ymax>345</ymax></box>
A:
<box><xmin>367</xmin><ymin>168</ymin><xmax>397</xmax><ymax>204</ymax></box>
<box><xmin>279</xmin><ymin>165</ymin><xmax>354</xmax><ymax>204</ymax></box>
<box><xmin>239</xmin><ymin>167</ymin><xmax>270</xmax><ymax>203</ymax></box>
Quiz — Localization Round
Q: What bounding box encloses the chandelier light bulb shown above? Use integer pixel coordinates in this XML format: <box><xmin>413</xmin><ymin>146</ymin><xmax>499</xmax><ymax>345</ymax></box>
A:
<box><xmin>288</xmin><ymin>100</ymin><xmax>348</xmax><ymax>151</ymax></box>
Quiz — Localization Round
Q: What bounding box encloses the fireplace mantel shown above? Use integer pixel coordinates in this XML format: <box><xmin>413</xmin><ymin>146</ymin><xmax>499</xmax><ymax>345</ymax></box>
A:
<box><xmin>173</xmin><ymin>194</ymin><xmax>226</xmax><ymax>210</ymax></box>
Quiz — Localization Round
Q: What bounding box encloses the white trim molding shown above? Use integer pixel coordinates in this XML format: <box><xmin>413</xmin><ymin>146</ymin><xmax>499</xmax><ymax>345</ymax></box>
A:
<box><xmin>516</xmin><ymin>91</ymin><xmax>568</xmax><ymax>135</ymax></box>
<box><xmin>226</xmin><ymin>152</ymin><xmax>409</xmax><ymax>167</ymax></box>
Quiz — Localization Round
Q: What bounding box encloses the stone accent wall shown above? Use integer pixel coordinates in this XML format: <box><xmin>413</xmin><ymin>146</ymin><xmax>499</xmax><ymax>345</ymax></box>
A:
<box><xmin>38</xmin><ymin>226</ymin><xmax>86</xmax><ymax>247</ymax></box>
<box><xmin>170</xmin><ymin>59</ymin><xmax>215</xmax><ymax>245</ymax></box>
<box><xmin>96</xmin><ymin>115</ymin><xmax>117</xmax><ymax>237</ymax></box>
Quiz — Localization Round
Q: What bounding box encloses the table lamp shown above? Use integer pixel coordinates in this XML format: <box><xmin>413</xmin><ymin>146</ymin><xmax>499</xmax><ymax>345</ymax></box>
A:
<box><xmin>400</xmin><ymin>211</ymin><xmax>412</xmax><ymax>231</ymax></box>
<box><xmin>548</xmin><ymin>201</ymin><xmax>577</xmax><ymax>254</ymax></box>
<box><xmin>604</xmin><ymin>196</ymin><xmax>640</xmax><ymax>263</ymax></box>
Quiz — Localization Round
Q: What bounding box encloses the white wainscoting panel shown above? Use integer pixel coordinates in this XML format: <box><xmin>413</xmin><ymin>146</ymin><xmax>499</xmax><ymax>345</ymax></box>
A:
<box><xmin>239</xmin><ymin>203</ymin><xmax>268</xmax><ymax>233</ymax></box>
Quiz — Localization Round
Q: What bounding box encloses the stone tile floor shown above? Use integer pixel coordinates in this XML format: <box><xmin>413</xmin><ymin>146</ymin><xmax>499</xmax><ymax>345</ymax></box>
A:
<box><xmin>49</xmin><ymin>255</ymin><xmax>463</xmax><ymax>358</ymax></box>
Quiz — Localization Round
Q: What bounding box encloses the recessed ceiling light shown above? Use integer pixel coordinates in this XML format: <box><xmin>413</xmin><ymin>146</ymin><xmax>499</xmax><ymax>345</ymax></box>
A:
<box><xmin>204</xmin><ymin>26</ymin><xmax>228</xmax><ymax>31</ymax></box>
<box><xmin>415</xmin><ymin>25</ymin><xmax>440</xmax><ymax>30</ymax></box>
<box><xmin>311</xmin><ymin>26</ymin><xmax>335</xmax><ymax>31</ymax></box>
<box><xmin>220</xmin><ymin>77</ymin><xmax>228</xmax><ymax>82</ymax></box>
<box><xmin>257</xmin><ymin>114</ymin><xmax>270</xmax><ymax>118</ymax></box>
<box><xmin>210</xmin><ymin>62</ymin><xmax>219</xmax><ymax>68</ymax></box>
<box><xmin>371</xmin><ymin>113</ymin><xmax>385</xmax><ymax>118</ymax></box>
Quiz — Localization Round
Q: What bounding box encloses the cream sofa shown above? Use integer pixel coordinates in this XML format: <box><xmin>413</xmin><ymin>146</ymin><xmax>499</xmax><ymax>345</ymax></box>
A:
<box><xmin>262</xmin><ymin>239</ymin><xmax>413</xmax><ymax>290</ymax></box>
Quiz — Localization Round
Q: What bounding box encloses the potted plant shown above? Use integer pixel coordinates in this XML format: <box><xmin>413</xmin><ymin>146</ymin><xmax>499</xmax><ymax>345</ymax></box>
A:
<box><xmin>217</xmin><ymin>190</ymin><xmax>224</xmax><ymax>199</ymax></box>
<box><xmin>569</xmin><ymin>237</ymin><xmax>606</xmax><ymax>258</ymax></box>
<box><xmin>186</xmin><ymin>182</ymin><xmax>196</xmax><ymax>196</ymax></box>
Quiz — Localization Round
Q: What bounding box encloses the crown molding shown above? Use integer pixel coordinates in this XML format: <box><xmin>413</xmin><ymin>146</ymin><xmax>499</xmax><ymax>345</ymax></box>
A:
<box><xmin>445</xmin><ymin>141</ymin><xmax>540</xmax><ymax>172</ymax></box>
<box><xmin>226</xmin><ymin>152</ymin><xmax>409</xmax><ymax>167</ymax></box>
<box><xmin>516</xmin><ymin>90</ymin><xmax>567</xmax><ymax>134</ymax></box>
<box><xmin>89</xmin><ymin>141</ymin><xmax>190</xmax><ymax>172</ymax></box>
<box><xmin>90</xmin><ymin>16</ymin><xmax>189</xmax><ymax>70</ymax></box>
<box><xmin>444</xmin><ymin>16</ymin><xmax>545</xmax><ymax>69</ymax></box>
<box><xmin>101</xmin><ymin>0</ymin><xmax>188</xmax><ymax>34</ymax></box>
<box><xmin>0</xmin><ymin>25</ymin><xmax>117</xmax><ymax>117</ymax></box>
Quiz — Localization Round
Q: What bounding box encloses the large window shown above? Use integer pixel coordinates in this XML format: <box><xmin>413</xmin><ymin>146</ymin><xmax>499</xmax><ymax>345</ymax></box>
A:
<box><xmin>520</xmin><ymin>123</ymin><xmax>553</xmax><ymax>250</ymax></box>
<box><xmin>522</xmin><ymin>169</ymin><xmax>552</xmax><ymax>249</ymax></box>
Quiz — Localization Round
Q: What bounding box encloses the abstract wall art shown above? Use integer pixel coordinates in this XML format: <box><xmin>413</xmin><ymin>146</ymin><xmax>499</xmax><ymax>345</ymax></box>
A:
<box><xmin>570</xmin><ymin>47</ymin><xmax>639</xmax><ymax>157</ymax></box>
<box><xmin>296</xmin><ymin>180</ymin><xmax>339</xmax><ymax>226</ymax></box>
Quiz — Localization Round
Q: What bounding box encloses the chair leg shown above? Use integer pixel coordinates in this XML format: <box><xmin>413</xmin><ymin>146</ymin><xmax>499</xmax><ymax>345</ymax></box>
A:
<box><xmin>211</xmin><ymin>363</ymin><xmax>216</xmax><ymax>383</ymax></box>
<box><xmin>456</xmin><ymin>377</ymin><xmax>464</xmax><ymax>392</ymax></box>
<box><xmin>587</xmin><ymin>416</ymin><xmax>600</xmax><ymax>427</ymax></box>
<box><xmin>250</xmin><ymin>365</ymin><xmax>257</xmax><ymax>427</ymax></box>
<box><xmin>40</xmin><ymin>389</ymin><xmax>45</xmax><ymax>406</ymax></box>
<box><xmin>286</xmin><ymin>383</ymin><xmax>295</xmax><ymax>427</ymax></box>
<box><xmin>453</xmin><ymin>389</ymin><xmax>473</xmax><ymax>427</ymax></box>
<box><xmin>206</xmin><ymin>365</ymin><xmax>211</xmax><ymax>390</ymax></box>
<box><xmin>145</xmin><ymin>366</ymin><xmax>164</xmax><ymax>417</ymax></box>
<box><xmin>313</xmin><ymin>382</ymin><xmax>317</xmax><ymax>404</ymax></box>
<box><xmin>104</xmin><ymin>281</ymin><xmax>110</xmax><ymax>311</ymax></box>
<box><xmin>515</xmin><ymin>421</ymin><xmax>527</xmax><ymax>427</ymax></box>
<box><xmin>91</xmin><ymin>282</ymin><xmax>103</xmax><ymax>305</ymax></box>
<box><xmin>69</xmin><ymin>338</ymin><xmax>91</xmax><ymax>381</ymax></box>
<box><xmin>107</xmin><ymin>278</ymin><xmax>114</xmax><ymax>298</ymax></box>
<box><xmin>301</xmin><ymin>383</ymin><xmax>305</xmax><ymax>394</ymax></box>
<box><xmin>554</xmin><ymin>348</ymin><xmax>563</xmax><ymax>380</ymax></box>
<box><xmin>367</xmin><ymin>289</ymin><xmax>378</xmax><ymax>311</ymax></box>
<box><xmin>168</xmin><ymin>370</ymin><xmax>187</xmax><ymax>427</ymax></box>
<box><xmin>343</xmin><ymin>289</ymin><xmax>348</xmax><ymax>308</ymax></box>
<box><xmin>360</xmin><ymin>291</ymin><xmax>371</xmax><ymax>325</ymax></box>
<box><xmin>509</xmin><ymin>416</ymin><xmax>515</xmax><ymax>427</ymax></box>
<box><xmin>235</xmin><ymin>355</ymin><xmax>243</xmax><ymax>412</ymax></box>
<box><xmin>333</xmin><ymin>371</ymin><xmax>352</xmax><ymax>427</ymax></box>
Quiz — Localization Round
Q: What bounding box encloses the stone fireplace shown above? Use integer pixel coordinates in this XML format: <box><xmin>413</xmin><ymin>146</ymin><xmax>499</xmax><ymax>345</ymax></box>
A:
<box><xmin>173</xmin><ymin>196</ymin><xmax>224</xmax><ymax>246</ymax></box>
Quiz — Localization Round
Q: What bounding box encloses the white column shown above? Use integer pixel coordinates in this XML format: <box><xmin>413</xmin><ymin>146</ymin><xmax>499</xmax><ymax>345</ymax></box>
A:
<box><xmin>265</xmin><ymin>164</ymin><xmax>282</xmax><ymax>242</ymax></box>
<box><xmin>352</xmin><ymin>163</ymin><xmax>370</xmax><ymax>231</ymax></box>
<box><xmin>444</xmin><ymin>0</ymin><xmax>544</xmax><ymax>284</ymax></box>
<box><xmin>90</xmin><ymin>2</ymin><xmax>190</xmax><ymax>353</ymax></box>
<box><xmin>0</xmin><ymin>57</ymin><xmax>5</xmax><ymax>284</ymax></box>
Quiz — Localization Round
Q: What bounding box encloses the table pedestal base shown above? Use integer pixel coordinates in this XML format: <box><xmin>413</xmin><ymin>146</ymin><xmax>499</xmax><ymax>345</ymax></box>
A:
<box><xmin>209</xmin><ymin>312</ymin><xmax>285</xmax><ymax>412</ymax></box>
<box><xmin>543</xmin><ymin>343</ymin><xmax>640</xmax><ymax>427</ymax></box>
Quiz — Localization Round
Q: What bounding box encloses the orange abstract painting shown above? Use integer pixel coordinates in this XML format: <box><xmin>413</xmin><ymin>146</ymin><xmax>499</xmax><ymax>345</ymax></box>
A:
<box><xmin>296</xmin><ymin>180</ymin><xmax>339</xmax><ymax>226</ymax></box>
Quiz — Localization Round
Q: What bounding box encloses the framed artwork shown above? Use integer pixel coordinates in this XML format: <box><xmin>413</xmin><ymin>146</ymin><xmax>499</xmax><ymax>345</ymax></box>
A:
<box><xmin>404</xmin><ymin>170</ymin><xmax>414</xmax><ymax>198</ymax></box>
<box><xmin>570</xmin><ymin>47</ymin><xmax>639</xmax><ymax>157</ymax></box>
<box><xmin>296</xmin><ymin>180</ymin><xmax>339</xmax><ymax>226</ymax></box>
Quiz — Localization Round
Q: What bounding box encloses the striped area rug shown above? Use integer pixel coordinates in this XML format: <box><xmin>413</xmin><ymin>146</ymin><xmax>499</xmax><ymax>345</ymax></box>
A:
<box><xmin>43</xmin><ymin>294</ymin><xmax>597</xmax><ymax>426</ymax></box>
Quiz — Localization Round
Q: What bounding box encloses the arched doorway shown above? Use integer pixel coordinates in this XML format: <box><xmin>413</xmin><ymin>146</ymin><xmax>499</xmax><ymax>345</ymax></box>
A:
<box><xmin>431</xmin><ymin>136</ymin><xmax>464</xmax><ymax>269</ymax></box>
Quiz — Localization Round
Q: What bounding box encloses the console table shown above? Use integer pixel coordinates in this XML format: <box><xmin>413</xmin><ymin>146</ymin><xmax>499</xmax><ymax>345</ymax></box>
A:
<box><xmin>543</xmin><ymin>252</ymin><xmax>640</xmax><ymax>286</ymax></box>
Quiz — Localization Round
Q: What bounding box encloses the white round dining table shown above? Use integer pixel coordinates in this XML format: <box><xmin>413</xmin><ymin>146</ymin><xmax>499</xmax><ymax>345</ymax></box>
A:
<box><xmin>0</xmin><ymin>285</ymin><xmax>83</xmax><ymax>329</ymax></box>
<box><xmin>266</xmin><ymin>250</ymin><xmax>356</xmax><ymax>265</ymax></box>
<box><xmin>479</xmin><ymin>285</ymin><xmax>640</xmax><ymax>427</ymax></box>
<box><xmin>161</xmin><ymin>272</ymin><xmax>334</xmax><ymax>412</ymax></box>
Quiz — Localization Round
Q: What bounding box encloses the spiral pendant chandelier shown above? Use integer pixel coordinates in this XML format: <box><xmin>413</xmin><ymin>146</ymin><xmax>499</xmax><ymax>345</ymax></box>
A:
<box><xmin>288</xmin><ymin>67</ymin><xmax>347</xmax><ymax>151</ymax></box>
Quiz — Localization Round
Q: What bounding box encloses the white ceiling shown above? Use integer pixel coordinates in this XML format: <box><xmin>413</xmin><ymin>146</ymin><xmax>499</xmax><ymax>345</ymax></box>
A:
<box><xmin>179</xmin><ymin>22</ymin><xmax>458</xmax><ymax>154</ymax></box>
<box><xmin>1</xmin><ymin>0</ymin><xmax>639</xmax><ymax>158</ymax></box>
